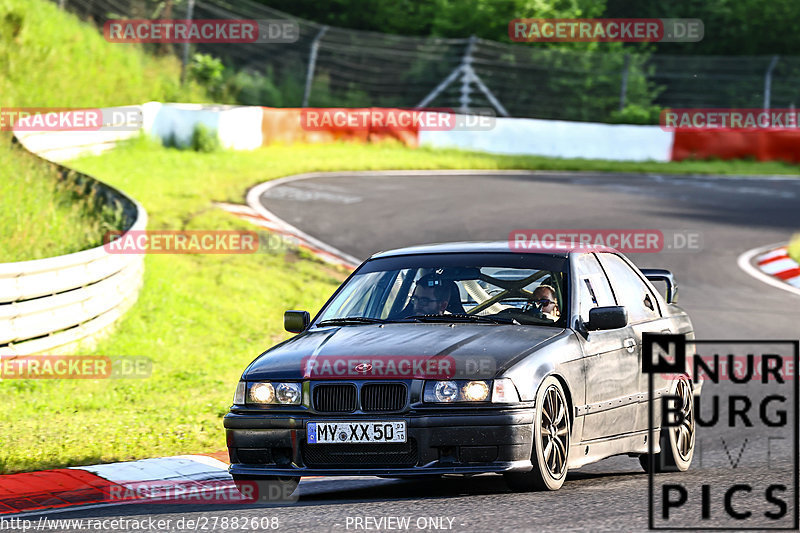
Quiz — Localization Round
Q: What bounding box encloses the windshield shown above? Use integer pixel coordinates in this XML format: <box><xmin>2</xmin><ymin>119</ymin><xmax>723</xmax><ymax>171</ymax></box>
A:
<box><xmin>317</xmin><ymin>253</ymin><xmax>568</xmax><ymax>326</ymax></box>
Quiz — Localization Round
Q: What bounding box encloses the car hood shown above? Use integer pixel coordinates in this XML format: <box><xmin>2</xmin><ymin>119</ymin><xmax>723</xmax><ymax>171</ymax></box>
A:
<box><xmin>243</xmin><ymin>323</ymin><xmax>564</xmax><ymax>380</ymax></box>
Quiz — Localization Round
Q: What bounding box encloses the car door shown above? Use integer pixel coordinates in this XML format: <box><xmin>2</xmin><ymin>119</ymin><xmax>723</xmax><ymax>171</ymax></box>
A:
<box><xmin>595</xmin><ymin>252</ymin><xmax>671</xmax><ymax>433</ymax></box>
<box><xmin>573</xmin><ymin>253</ymin><xmax>640</xmax><ymax>442</ymax></box>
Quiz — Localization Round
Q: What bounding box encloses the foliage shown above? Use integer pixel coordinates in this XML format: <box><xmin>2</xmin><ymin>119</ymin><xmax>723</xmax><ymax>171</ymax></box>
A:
<box><xmin>190</xmin><ymin>123</ymin><xmax>221</xmax><ymax>153</ymax></box>
<box><xmin>257</xmin><ymin>0</ymin><xmax>608</xmax><ymax>45</ymax></box>
<box><xmin>224</xmin><ymin>69</ymin><xmax>286</xmax><ymax>107</ymax></box>
<box><xmin>609</xmin><ymin>103</ymin><xmax>662</xmax><ymax>125</ymax></box>
<box><xmin>605</xmin><ymin>0</ymin><xmax>800</xmax><ymax>56</ymax></box>
<box><xmin>258</xmin><ymin>0</ymin><xmax>800</xmax><ymax>55</ymax></box>
<box><xmin>188</xmin><ymin>53</ymin><xmax>225</xmax><ymax>95</ymax></box>
<box><xmin>789</xmin><ymin>235</ymin><xmax>800</xmax><ymax>265</ymax></box>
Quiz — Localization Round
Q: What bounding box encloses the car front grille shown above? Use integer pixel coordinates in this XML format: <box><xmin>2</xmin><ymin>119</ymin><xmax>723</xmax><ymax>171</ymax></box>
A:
<box><xmin>313</xmin><ymin>384</ymin><xmax>357</xmax><ymax>413</ymax></box>
<box><xmin>361</xmin><ymin>383</ymin><xmax>407</xmax><ymax>412</ymax></box>
<box><xmin>302</xmin><ymin>439</ymin><xmax>418</xmax><ymax>467</ymax></box>
<box><xmin>312</xmin><ymin>382</ymin><xmax>409</xmax><ymax>412</ymax></box>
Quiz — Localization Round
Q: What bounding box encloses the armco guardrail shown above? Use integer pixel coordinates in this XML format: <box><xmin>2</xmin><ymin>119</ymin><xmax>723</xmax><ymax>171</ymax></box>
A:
<box><xmin>1</xmin><ymin>111</ymin><xmax>147</xmax><ymax>356</ymax></box>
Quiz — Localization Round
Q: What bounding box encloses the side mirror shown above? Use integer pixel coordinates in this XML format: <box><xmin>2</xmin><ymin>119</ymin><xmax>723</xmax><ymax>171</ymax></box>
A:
<box><xmin>284</xmin><ymin>310</ymin><xmax>310</xmax><ymax>333</ymax></box>
<box><xmin>588</xmin><ymin>306</ymin><xmax>628</xmax><ymax>331</ymax></box>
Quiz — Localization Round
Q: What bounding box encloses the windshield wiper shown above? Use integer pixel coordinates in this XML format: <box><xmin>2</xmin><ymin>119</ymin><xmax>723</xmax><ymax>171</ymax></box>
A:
<box><xmin>403</xmin><ymin>314</ymin><xmax>518</xmax><ymax>325</ymax></box>
<box><xmin>317</xmin><ymin>317</ymin><xmax>388</xmax><ymax>327</ymax></box>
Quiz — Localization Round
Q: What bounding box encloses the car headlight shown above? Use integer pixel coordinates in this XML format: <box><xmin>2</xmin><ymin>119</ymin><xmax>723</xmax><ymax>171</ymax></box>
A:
<box><xmin>276</xmin><ymin>382</ymin><xmax>301</xmax><ymax>404</ymax></box>
<box><xmin>463</xmin><ymin>380</ymin><xmax>490</xmax><ymax>401</ymax></box>
<box><xmin>424</xmin><ymin>380</ymin><xmax>492</xmax><ymax>403</ymax></box>
<box><xmin>434</xmin><ymin>380</ymin><xmax>459</xmax><ymax>402</ymax></box>
<box><xmin>423</xmin><ymin>379</ymin><xmax>519</xmax><ymax>403</ymax></box>
<box><xmin>246</xmin><ymin>382</ymin><xmax>302</xmax><ymax>405</ymax></box>
<box><xmin>250</xmin><ymin>382</ymin><xmax>275</xmax><ymax>403</ymax></box>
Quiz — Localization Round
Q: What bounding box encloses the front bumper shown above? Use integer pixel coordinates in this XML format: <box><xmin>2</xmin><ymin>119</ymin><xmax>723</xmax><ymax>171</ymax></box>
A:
<box><xmin>224</xmin><ymin>409</ymin><xmax>534</xmax><ymax>477</ymax></box>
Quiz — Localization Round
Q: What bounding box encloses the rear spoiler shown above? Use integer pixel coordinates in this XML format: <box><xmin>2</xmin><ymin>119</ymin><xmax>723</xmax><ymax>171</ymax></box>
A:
<box><xmin>640</xmin><ymin>268</ymin><xmax>678</xmax><ymax>304</ymax></box>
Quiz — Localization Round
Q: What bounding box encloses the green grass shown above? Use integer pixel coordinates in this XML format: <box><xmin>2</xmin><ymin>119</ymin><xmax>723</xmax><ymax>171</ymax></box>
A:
<box><xmin>0</xmin><ymin>0</ymin><xmax>208</xmax><ymax>262</ymax></box>
<box><xmin>3</xmin><ymin>137</ymin><xmax>800</xmax><ymax>473</ymax></box>
<box><xmin>0</xmin><ymin>146</ymin><xmax>125</xmax><ymax>261</ymax></box>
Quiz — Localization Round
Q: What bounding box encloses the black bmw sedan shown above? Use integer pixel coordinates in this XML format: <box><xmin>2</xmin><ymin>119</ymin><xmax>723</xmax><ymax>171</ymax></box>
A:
<box><xmin>224</xmin><ymin>241</ymin><xmax>696</xmax><ymax>497</ymax></box>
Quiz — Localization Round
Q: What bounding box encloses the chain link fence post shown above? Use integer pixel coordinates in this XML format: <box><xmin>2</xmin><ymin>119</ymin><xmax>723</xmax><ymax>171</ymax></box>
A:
<box><xmin>458</xmin><ymin>35</ymin><xmax>477</xmax><ymax>113</ymax></box>
<box><xmin>303</xmin><ymin>26</ymin><xmax>329</xmax><ymax>107</ymax></box>
<box><xmin>619</xmin><ymin>53</ymin><xmax>630</xmax><ymax>112</ymax></box>
<box><xmin>763</xmin><ymin>55</ymin><xmax>779</xmax><ymax>111</ymax></box>
<box><xmin>179</xmin><ymin>0</ymin><xmax>195</xmax><ymax>86</ymax></box>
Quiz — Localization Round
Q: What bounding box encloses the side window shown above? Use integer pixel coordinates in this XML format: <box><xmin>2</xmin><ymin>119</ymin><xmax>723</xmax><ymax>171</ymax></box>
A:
<box><xmin>596</xmin><ymin>253</ymin><xmax>660</xmax><ymax>323</ymax></box>
<box><xmin>574</xmin><ymin>254</ymin><xmax>615</xmax><ymax>324</ymax></box>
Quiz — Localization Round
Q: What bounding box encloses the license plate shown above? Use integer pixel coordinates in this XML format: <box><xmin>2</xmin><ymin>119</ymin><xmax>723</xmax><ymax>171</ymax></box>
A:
<box><xmin>306</xmin><ymin>421</ymin><xmax>406</xmax><ymax>444</ymax></box>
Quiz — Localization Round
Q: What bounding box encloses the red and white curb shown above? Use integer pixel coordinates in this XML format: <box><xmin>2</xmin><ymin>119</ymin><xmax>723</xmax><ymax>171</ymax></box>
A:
<box><xmin>216</xmin><ymin>201</ymin><xmax>358</xmax><ymax>270</ymax></box>
<box><xmin>756</xmin><ymin>246</ymin><xmax>800</xmax><ymax>288</ymax></box>
<box><xmin>0</xmin><ymin>455</ymin><xmax>230</xmax><ymax>516</ymax></box>
<box><xmin>738</xmin><ymin>243</ymin><xmax>800</xmax><ymax>297</ymax></box>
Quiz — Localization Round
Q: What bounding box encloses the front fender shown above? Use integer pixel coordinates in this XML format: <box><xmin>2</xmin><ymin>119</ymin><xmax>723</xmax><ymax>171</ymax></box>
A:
<box><xmin>501</xmin><ymin>331</ymin><xmax>585</xmax><ymax>412</ymax></box>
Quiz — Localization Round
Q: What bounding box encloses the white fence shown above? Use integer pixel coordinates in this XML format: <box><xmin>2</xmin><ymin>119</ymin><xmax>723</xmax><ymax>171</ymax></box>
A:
<box><xmin>419</xmin><ymin>117</ymin><xmax>674</xmax><ymax>162</ymax></box>
<box><xmin>0</xmin><ymin>113</ymin><xmax>148</xmax><ymax>356</ymax></box>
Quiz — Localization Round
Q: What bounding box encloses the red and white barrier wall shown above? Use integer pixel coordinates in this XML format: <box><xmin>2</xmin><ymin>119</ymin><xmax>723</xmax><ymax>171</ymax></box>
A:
<box><xmin>153</xmin><ymin>105</ymin><xmax>800</xmax><ymax>164</ymax></box>
<box><xmin>671</xmin><ymin>129</ymin><xmax>800</xmax><ymax>163</ymax></box>
<box><xmin>421</xmin><ymin>118</ymin><xmax>800</xmax><ymax>163</ymax></box>
<box><xmin>36</xmin><ymin>103</ymin><xmax>800</xmax><ymax>164</ymax></box>
<box><xmin>147</xmin><ymin>105</ymin><xmax>421</xmax><ymax>152</ymax></box>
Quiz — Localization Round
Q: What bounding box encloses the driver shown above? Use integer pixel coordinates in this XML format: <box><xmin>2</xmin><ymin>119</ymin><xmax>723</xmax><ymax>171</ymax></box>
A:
<box><xmin>395</xmin><ymin>274</ymin><xmax>451</xmax><ymax>318</ymax></box>
<box><xmin>530</xmin><ymin>284</ymin><xmax>560</xmax><ymax>321</ymax></box>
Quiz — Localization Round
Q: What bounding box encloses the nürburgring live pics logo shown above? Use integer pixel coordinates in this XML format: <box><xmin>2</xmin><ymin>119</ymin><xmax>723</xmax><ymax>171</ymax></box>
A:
<box><xmin>643</xmin><ymin>333</ymin><xmax>799</xmax><ymax>530</ymax></box>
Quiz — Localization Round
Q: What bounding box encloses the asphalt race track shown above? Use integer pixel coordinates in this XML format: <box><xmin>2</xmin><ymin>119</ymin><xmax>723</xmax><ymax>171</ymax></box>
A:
<box><xmin>32</xmin><ymin>171</ymin><xmax>800</xmax><ymax>532</ymax></box>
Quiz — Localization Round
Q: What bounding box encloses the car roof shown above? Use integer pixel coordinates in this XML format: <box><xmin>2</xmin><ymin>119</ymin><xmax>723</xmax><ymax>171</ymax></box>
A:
<box><xmin>369</xmin><ymin>240</ymin><xmax>618</xmax><ymax>259</ymax></box>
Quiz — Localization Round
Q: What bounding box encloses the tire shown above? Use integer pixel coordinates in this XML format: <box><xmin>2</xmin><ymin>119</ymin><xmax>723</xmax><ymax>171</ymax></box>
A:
<box><xmin>639</xmin><ymin>376</ymin><xmax>695</xmax><ymax>473</ymax></box>
<box><xmin>232</xmin><ymin>475</ymin><xmax>300</xmax><ymax>503</ymax></box>
<box><xmin>505</xmin><ymin>376</ymin><xmax>571</xmax><ymax>491</ymax></box>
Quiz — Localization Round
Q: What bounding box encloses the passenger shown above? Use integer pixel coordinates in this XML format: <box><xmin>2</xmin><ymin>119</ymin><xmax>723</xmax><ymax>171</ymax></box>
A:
<box><xmin>531</xmin><ymin>284</ymin><xmax>560</xmax><ymax>321</ymax></box>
